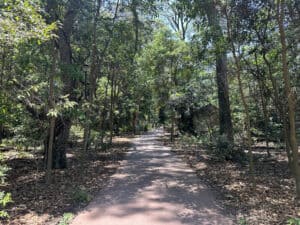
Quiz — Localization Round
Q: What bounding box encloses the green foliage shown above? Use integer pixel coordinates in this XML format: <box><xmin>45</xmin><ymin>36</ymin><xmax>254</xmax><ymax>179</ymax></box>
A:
<box><xmin>58</xmin><ymin>213</ymin><xmax>74</xmax><ymax>225</ymax></box>
<box><xmin>0</xmin><ymin>192</ymin><xmax>12</xmax><ymax>208</ymax></box>
<box><xmin>179</xmin><ymin>134</ymin><xmax>199</xmax><ymax>146</ymax></box>
<box><xmin>213</xmin><ymin>134</ymin><xmax>234</xmax><ymax>160</ymax></box>
<box><xmin>47</xmin><ymin>95</ymin><xmax>78</xmax><ymax>118</ymax></box>
<box><xmin>0</xmin><ymin>157</ymin><xmax>12</xmax><ymax>218</ymax></box>
<box><xmin>0</xmin><ymin>0</ymin><xmax>56</xmax><ymax>45</ymax></box>
<box><xmin>287</xmin><ymin>218</ymin><xmax>300</xmax><ymax>225</ymax></box>
<box><xmin>216</xmin><ymin>134</ymin><xmax>231</xmax><ymax>151</ymax></box>
<box><xmin>0</xmin><ymin>164</ymin><xmax>9</xmax><ymax>184</ymax></box>
<box><xmin>238</xmin><ymin>217</ymin><xmax>248</xmax><ymax>225</ymax></box>
<box><xmin>72</xmin><ymin>187</ymin><xmax>91</xmax><ymax>204</ymax></box>
<box><xmin>211</xmin><ymin>134</ymin><xmax>246</xmax><ymax>162</ymax></box>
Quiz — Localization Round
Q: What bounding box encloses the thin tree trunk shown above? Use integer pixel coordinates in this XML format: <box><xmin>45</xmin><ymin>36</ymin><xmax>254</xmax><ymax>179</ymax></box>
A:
<box><xmin>236</xmin><ymin>61</ymin><xmax>254</xmax><ymax>177</ymax></box>
<box><xmin>0</xmin><ymin>48</ymin><xmax>5</xmax><ymax>144</ymax></box>
<box><xmin>277</xmin><ymin>0</ymin><xmax>300</xmax><ymax>198</ymax></box>
<box><xmin>100</xmin><ymin>80</ymin><xmax>109</xmax><ymax>146</ymax></box>
<box><xmin>226</xmin><ymin>11</ymin><xmax>254</xmax><ymax>178</ymax></box>
<box><xmin>83</xmin><ymin>69</ymin><xmax>89</xmax><ymax>152</ymax></box>
<box><xmin>83</xmin><ymin>0</ymin><xmax>102</xmax><ymax>152</ymax></box>
<box><xmin>109</xmin><ymin>67</ymin><xmax>115</xmax><ymax>145</ymax></box>
<box><xmin>83</xmin><ymin>124</ymin><xmax>90</xmax><ymax>152</ymax></box>
<box><xmin>46</xmin><ymin>118</ymin><xmax>55</xmax><ymax>182</ymax></box>
<box><xmin>131</xmin><ymin>0</ymin><xmax>139</xmax><ymax>53</ymax></box>
<box><xmin>46</xmin><ymin>47</ymin><xmax>56</xmax><ymax>183</ymax></box>
<box><xmin>261</xmin><ymin>50</ymin><xmax>293</xmax><ymax>165</ymax></box>
<box><xmin>135</xmin><ymin>103</ymin><xmax>140</xmax><ymax>134</ymax></box>
<box><xmin>170</xmin><ymin>109</ymin><xmax>175</xmax><ymax>142</ymax></box>
<box><xmin>257</xmin><ymin>77</ymin><xmax>271</xmax><ymax>156</ymax></box>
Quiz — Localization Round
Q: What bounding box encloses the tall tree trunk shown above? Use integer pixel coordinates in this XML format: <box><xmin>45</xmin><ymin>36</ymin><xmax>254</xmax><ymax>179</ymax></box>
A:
<box><xmin>215</xmin><ymin>53</ymin><xmax>234</xmax><ymax>143</ymax></box>
<box><xmin>277</xmin><ymin>0</ymin><xmax>300</xmax><ymax>198</ymax></box>
<box><xmin>207</xmin><ymin>3</ymin><xmax>234</xmax><ymax>144</ymax></box>
<box><xmin>45</xmin><ymin>0</ymin><xmax>80</xmax><ymax>168</ymax></box>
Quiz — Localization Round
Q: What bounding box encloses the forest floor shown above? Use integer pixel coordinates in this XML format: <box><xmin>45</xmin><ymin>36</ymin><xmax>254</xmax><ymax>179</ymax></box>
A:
<box><xmin>1</xmin><ymin>136</ymin><xmax>131</xmax><ymax>225</ymax></box>
<box><xmin>165</xmin><ymin>135</ymin><xmax>300</xmax><ymax>225</ymax></box>
<box><xmin>2</xmin><ymin>130</ymin><xmax>299</xmax><ymax>225</ymax></box>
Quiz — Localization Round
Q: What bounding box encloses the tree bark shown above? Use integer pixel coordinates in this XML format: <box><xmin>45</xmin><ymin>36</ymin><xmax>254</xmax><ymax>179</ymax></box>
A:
<box><xmin>46</xmin><ymin>46</ymin><xmax>57</xmax><ymax>183</ymax></box>
<box><xmin>45</xmin><ymin>0</ymin><xmax>81</xmax><ymax>168</ymax></box>
<box><xmin>109</xmin><ymin>66</ymin><xmax>115</xmax><ymax>145</ymax></box>
<box><xmin>258</xmin><ymin>79</ymin><xmax>271</xmax><ymax>157</ymax></box>
<box><xmin>0</xmin><ymin>49</ymin><xmax>5</xmax><ymax>144</ymax></box>
<box><xmin>277</xmin><ymin>0</ymin><xmax>300</xmax><ymax>198</ymax></box>
<box><xmin>207</xmin><ymin>3</ymin><xmax>234</xmax><ymax>144</ymax></box>
<box><xmin>215</xmin><ymin>53</ymin><xmax>234</xmax><ymax>143</ymax></box>
<box><xmin>170</xmin><ymin>109</ymin><xmax>175</xmax><ymax>142</ymax></box>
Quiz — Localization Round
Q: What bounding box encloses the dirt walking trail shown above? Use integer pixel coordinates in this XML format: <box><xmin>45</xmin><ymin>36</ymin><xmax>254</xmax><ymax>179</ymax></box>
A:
<box><xmin>71</xmin><ymin>130</ymin><xmax>235</xmax><ymax>225</ymax></box>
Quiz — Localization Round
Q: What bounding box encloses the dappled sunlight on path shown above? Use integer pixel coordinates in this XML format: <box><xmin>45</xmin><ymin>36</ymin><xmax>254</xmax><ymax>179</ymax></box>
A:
<box><xmin>71</xmin><ymin>129</ymin><xmax>234</xmax><ymax>225</ymax></box>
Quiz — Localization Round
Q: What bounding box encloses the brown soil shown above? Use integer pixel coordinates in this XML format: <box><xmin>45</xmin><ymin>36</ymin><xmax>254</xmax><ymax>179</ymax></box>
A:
<box><xmin>1</xmin><ymin>137</ymin><xmax>130</xmax><ymax>225</ymax></box>
<box><xmin>167</xmin><ymin>135</ymin><xmax>300</xmax><ymax>225</ymax></box>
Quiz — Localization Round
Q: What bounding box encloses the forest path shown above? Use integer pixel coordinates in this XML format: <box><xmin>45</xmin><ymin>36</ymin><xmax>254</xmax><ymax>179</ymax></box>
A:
<box><xmin>70</xmin><ymin>129</ymin><xmax>235</xmax><ymax>225</ymax></box>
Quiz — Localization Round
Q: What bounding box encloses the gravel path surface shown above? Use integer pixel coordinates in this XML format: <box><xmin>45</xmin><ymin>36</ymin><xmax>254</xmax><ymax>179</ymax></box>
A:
<box><xmin>71</xmin><ymin>130</ymin><xmax>235</xmax><ymax>225</ymax></box>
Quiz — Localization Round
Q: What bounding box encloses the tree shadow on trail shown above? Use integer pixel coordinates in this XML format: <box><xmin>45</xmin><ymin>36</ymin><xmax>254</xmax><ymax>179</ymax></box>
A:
<box><xmin>72</xmin><ymin>135</ymin><xmax>234</xmax><ymax>225</ymax></box>
<box><xmin>174</xmin><ymin>142</ymin><xmax>296</xmax><ymax>225</ymax></box>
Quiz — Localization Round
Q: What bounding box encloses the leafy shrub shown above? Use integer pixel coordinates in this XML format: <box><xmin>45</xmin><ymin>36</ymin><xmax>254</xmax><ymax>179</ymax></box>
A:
<box><xmin>0</xmin><ymin>192</ymin><xmax>12</xmax><ymax>218</ymax></box>
<box><xmin>212</xmin><ymin>134</ymin><xmax>234</xmax><ymax>160</ymax></box>
<box><xmin>238</xmin><ymin>217</ymin><xmax>248</xmax><ymax>225</ymax></box>
<box><xmin>0</xmin><ymin>164</ymin><xmax>9</xmax><ymax>184</ymax></box>
<box><xmin>287</xmin><ymin>218</ymin><xmax>300</xmax><ymax>225</ymax></box>
<box><xmin>58</xmin><ymin>213</ymin><xmax>74</xmax><ymax>225</ymax></box>
<box><xmin>212</xmin><ymin>134</ymin><xmax>246</xmax><ymax>162</ymax></box>
<box><xmin>72</xmin><ymin>187</ymin><xmax>91</xmax><ymax>204</ymax></box>
<box><xmin>143</xmin><ymin>124</ymin><xmax>149</xmax><ymax>132</ymax></box>
<box><xmin>179</xmin><ymin>134</ymin><xmax>199</xmax><ymax>146</ymax></box>
<box><xmin>0</xmin><ymin>158</ymin><xmax>12</xmax><ymax>218</ymax></box>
